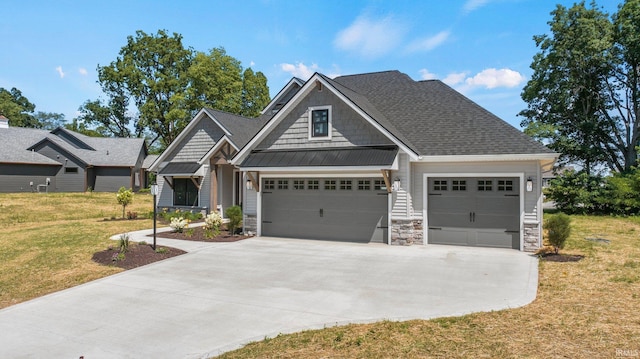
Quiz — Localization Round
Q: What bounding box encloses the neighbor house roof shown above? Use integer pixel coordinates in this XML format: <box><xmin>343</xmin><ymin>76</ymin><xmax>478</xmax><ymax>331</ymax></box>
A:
<box><xmin>329</xmin><ymin>70</ymin><xmax>554</xmax><ymax>156</ymax></box>
<box><xmin>0</xmin><ymin>126</ymin><xmax>146</xmax><ymax>167</ymax></box>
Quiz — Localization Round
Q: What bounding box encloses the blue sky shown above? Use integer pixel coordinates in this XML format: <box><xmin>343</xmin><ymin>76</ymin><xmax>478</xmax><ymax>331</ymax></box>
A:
<box><xmin>0</xmin><ymin>0</ymin><xmax>620</xmax><ymax>129</ymax></box>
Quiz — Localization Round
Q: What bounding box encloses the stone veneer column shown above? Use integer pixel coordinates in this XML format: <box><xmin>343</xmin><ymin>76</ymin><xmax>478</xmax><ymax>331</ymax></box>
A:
<box><xmin>391</xmin><ymin>219</ymin><xmax>424</xmax><ymax>245</ymax></box>
<box><xmin>243</xmin><ymin>214</ymin><xmax>257</xmax><ymax>235</ymax></box>
<box><xmin>523</xmin><ymin>222</ymin><xmax>540</xmax><ymax>252</ymax></box>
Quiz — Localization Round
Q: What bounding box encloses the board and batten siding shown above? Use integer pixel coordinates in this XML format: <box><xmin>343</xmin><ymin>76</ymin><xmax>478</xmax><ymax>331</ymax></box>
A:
<box><xmin>165</xmin><ymin>118</ymin><xmax>226</xmax><ymax>162</ymax></box>
<box><xmin>258</xmin><ymin>88</ymin><xmax>393</xmax><ymax>150</ymax></box>
<box><xmin>0</xmin><ymin>163</ymin><xmax>59</xmax><ymax>192</ymax></box>
<box><xmin>411</xmin><ymin>160</ymin><xmax>542</xmax><ymax>222</ymax></box>
<box><xmin>92</xmin><ymin>167</ymin><xmax>132</xmax><ymax>192</ymax></box>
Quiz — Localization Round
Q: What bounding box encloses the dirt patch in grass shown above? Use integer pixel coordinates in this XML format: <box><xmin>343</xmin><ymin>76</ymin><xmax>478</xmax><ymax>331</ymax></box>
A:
<box><xmin>539</xmin><ymin>253</ymin><xmax>585</xmax><ymax>262</ymax></box>
<box><xmin>92</xmin><ymin>243</ymin><xmax>186</xmax><ymax>270</ymax></box>
<box><xmin>150</xmin><ymin>226</ymin><xmax>249</xmax><ymax>242</ymax></box>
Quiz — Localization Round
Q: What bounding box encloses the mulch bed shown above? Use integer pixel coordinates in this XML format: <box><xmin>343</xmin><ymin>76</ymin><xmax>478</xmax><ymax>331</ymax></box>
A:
<box><xmin>150</xmin><ymin>225</ymin><xmax>249</xmax><ymax>242</ymax></box>
<box><xmin>539</xmin><ymin>253</ymin><xmax>585</xmax><ymax>262</ymax></box>
<box><xmin>92</xmin><ymin>244</ymin><xmax>186</xmax><ymax>270</ymax></box>
<box><xmin>93</xmin><ymin>226</ymin><xmax>250</xmax><ymax>270</ymax></box>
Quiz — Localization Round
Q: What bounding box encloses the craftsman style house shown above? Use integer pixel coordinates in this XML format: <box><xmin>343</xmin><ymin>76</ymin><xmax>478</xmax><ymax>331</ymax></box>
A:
<box><xmin>0</xmin><ymin>117</ymin><xmax>151</xmax><ymax>192</ymax></box>
<box><xmin>151</xmin><ymin>71</ymin><xmax>556</xmax><ymax>251</ymax></box>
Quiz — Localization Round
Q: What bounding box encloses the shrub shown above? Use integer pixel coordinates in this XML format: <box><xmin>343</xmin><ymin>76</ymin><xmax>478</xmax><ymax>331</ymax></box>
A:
<box><xmin>204</xmin><ymin>212</ymin><xmax>223</xmax><ymax>236</ymax></box>
<box><xmin>126</xmin><ymin>211</ymin><xmax>138</xmax><ymax>220</ymax></box>
<box><xmin>116</xmin><ymin>187</ymin><xmax>134</xmax><ymax>219</ymax></box>
<box><xmin>118</xmin><ymin>233</ymin><xmax>130</xmax><ymax>253</ymax></box>
<box><xmin>155</xmin><ymin>247</ymin><xmax>168</xmax><ymax>254</ymax></box>
<box><xmin>170</xmin><ymin>217</ymin><xmax>189</xmax><ymax>233</ymax></box>
<box><xmin>545</xmin><ymin>213</ymin><xmax>571</xmax><ymax>254</ymax></box>
<box><xmin>225</xmin><ymin>205</ymin><xmax>243</xmax><ymax>236</ymax></box>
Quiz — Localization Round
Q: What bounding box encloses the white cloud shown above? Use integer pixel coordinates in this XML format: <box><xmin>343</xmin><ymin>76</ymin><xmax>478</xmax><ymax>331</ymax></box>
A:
<box><xmin>407</xmin><ymin>30</ymin><xmax>451</xmax><ymax>52</ymax></box>
<box><xmin>78</xmin><ymin>68</ymin><xmax>88</xmax><ymax>76</ymax></box>
<box><xmin>334</xmin><ymin>14</ymin><xmax>406</xmax><ymax>58</ymax></box>
<box><xmin>249</xmin><ymin>61</ymin><xmax>256</xmax><ymax>67</ymax></box>
<box><xmin>465</xmin><ymin>68</ymin><xmax>525</xmax><ymax>89</ymax></box>
<box><xmin>443</xmin><ymin>72</ymin><xmax>469</xmax><ymax>86</ymax></box>
<box><xmin>419</xmin><ymin>69</ymin><xmax>438</xmax><ymax>80</ymax></box>
<box><xmin>55</xmin><ymin>66</ymin><xmax>65</xmax><ymax>78</ymax></box>
<box><xmin>463</xmin><ymin>0</ymin><xmax>490</xmax><ymax>13</ymax></box>
<box><xmin>280</xmin><ymin>62</ymin><xmax>319</xmax><ymax>80</ymax></box>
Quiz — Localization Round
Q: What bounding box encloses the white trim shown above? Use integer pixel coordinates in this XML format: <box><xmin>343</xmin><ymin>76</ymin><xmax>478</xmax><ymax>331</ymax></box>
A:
<box><xmin>415</xmin><ymin>153</ymin><xmax>558</xmax><ymax>163</ymax></box>
<box><xmin>231</xmin><ymin>73</ymin><xmax>420</xmax><ymax>165</ymax></box>
<box><xmin>422</xmin><ymin>172</ymin><xmax>525</xmax><ymax>251</ymax></box>
<box><xmin>260</xmin><ymin>77</ymin><xmax>305</xmax><ymax>115</ymax></box>
<box><xmin>308</xmin><ymin>105</ymin><xmax>332</xmax><ymax>140</ymax></box>
<box><xmin>197</xmin><ymin>135</ymin><xmax>239</xmax><ymax>165</ymax></box>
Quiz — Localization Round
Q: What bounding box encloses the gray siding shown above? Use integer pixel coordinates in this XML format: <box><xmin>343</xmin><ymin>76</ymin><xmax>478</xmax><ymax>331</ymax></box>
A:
<box><xmin>165</xmin><ymin>118</ymin><xmax>226</xmax><ymax>162</ymax></box>
<box><xmin>258</xmin><ymin>89</ymin><xmax>393</xmax><ymax>150</ymax></box>
<box><xmin>93</xmin><ymin>167</ymin><xmax>133</xmax><ymax>192</ymax></box>
<box><xmin>0</xmin><ymin>163</ymin><xmax>59</xmax><ymax>192</ymax></box>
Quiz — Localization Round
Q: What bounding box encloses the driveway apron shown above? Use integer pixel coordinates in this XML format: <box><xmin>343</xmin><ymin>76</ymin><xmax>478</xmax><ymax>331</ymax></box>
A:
<box><xmin>0</xmin><ymin>236</ymin><xmax>538</xmax><ymax>359</ymax></box>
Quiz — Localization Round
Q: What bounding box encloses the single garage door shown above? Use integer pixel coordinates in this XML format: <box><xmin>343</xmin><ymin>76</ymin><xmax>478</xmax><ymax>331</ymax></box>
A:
<box><xmin>262</xmin><ymin>178</ymin><xmax>388</xmax><ymax>243</ymax></box>
<box><xmin>427</xmin><ymin>177</ymin><xmax>520</xmax><ymax>249</ymax></box>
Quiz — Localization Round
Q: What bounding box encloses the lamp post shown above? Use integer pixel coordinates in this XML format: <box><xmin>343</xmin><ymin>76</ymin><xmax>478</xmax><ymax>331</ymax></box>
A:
<box><xmin>150</xmin><ymin>183</ymin><xmax>159</xmax><ymax>250</ymax></box>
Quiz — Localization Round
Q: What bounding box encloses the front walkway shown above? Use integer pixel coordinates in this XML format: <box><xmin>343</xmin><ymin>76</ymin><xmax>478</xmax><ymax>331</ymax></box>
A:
<box><xmin>0</xmin><ymin>231</ymin><xmax>538</xmax><ymax>359</ymax></box>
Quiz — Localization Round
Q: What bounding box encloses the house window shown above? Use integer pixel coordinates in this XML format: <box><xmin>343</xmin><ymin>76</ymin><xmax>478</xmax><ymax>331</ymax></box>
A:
<box><xmin>309</xmin><ymin>106</ymin><xmax>331</xmax><ymax>139</ymax></box>
<box><xmin>358</xmin><ymin>180</ymin><xmax>371</xmax><ymax>190</ymax></box>
<box><xmin>64</xmin><ymin>167</ymin><xmax>78</xmax><ymax>174</ymax></box>
<box><xmin>374</xmin><ymin>179</ymin><xmax>386</xmax><ymax>191</ymax></box>
<box><xmin>307</xmin><ymin>179</ymin><xmax>319</xmax><ymax>190</ymax></box>
<box><xmin>478</xmin><ymin>180</ymin><xmax>493</xmax><ymax>191</ymax></box>
<box><xmin>498</xmin><ymin>180</ymin><xmax>514</xmax><ymax>191</ymax></box>
<box><xmin>277</xmin><ymin>180</ymin><xmax>289</xmax><ymax>190</ymax></box>
<box><xmin>264</xmin><ymin>179</ymin><xmax>275</xmax><ymax>190</ymax></box>
<box><xmin>173</xmin><ymin>178</ymin><xmax>199</xmax><ymax>206</ymax></box>
<box><xmin>452</xmin><ymin>180</ymin><xmax>466</xmax><ymax>191</ymax></box>
<box><xmin>293</xmin><ymin>179</ymin><xmax>305</xmax><ymax>190</ymax></box>
<box><xmin>433</xmin><ymin>180</ymin><xmax>447</xmax><ymax>191</ymax></box>
<box><xmin>340</xmin><ymin>180</ymin><xmax>352</xmax><ymax>190</ymax></box>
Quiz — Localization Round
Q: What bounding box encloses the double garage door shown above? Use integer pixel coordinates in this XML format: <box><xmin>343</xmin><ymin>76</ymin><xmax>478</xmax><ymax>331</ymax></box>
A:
<box><xmin>261</xmin><ymin>178</ymin><xmax>388</xmax><ymax>243</ymax></box>
<box><xmin>428</xmin><ymin>177</ymin><xmax>520</xmax><ymax>249</ymax></box>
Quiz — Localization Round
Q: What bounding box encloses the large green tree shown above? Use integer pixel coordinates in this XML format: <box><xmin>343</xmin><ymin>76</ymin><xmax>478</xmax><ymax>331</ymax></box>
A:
<box><xmin>241</xmin><ymin>68</ymin><xmax>270</xmax><ymax>117</ymax></box>
<box><xmin>0</xmin><ymin>87</ymin><xmax>38</xmax><ymax>127</ymax></box>
<box><xmin>92</xmin><ymin>30</ymin><xmax>270</xmax><ymax>149</ymax></box>
<box><xmin>98</xmin><ymin>30</ymin><xmax>193</xmax><ymax>148</ymax></box>
<box><xmin>520</xmin><ymin>0</ymin><xmax>640</xmax><ymax>174</ymax></box>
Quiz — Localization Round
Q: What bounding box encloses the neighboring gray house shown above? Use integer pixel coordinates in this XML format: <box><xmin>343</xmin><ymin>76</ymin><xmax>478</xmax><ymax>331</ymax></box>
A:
<box><xmin>154</xmin><ymin>71</ymin><xmax>557</xmax><ymax>251</ymax></box>
<box><xmin>0</xmin><ymin>118</ymin><xmax>150</xmax><ymax>192</ymax></box>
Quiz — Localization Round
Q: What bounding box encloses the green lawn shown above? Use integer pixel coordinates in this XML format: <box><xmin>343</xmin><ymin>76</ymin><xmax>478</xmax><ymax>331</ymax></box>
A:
<box><xmin>218</xmin><ymin>216</ymin><xmax>640</xmax><ymax>358</ymax></box>
<box><xmin>0</xmin><ymin>192</ymin><xmax>154</xmax><ymax>308</ymax></box>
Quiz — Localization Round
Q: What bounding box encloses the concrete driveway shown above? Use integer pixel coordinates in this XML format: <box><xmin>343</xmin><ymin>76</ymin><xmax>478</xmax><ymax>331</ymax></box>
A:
<box><xmin>0</xmin><ymin>235</ymin><xmax>538</xmax><ymax>359</ymax></box>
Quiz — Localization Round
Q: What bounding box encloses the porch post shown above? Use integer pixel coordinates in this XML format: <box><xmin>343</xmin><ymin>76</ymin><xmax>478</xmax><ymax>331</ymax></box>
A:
<box><xmin>210</xmin><ymin>158</ymin><xmax>218</xmax><ymax>213</ymax></box>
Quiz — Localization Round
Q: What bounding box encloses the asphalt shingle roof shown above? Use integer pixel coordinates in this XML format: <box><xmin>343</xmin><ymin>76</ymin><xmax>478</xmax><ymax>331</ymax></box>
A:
<box><xmin>0</xmin><ymin>126</ymin><xmax>146</xmax><ymax>166</ymax></box>
<box><xmin>203</xmin><ymin>108</ymin><xmax>270</xmax><ymax>149</ymax></box>
<box><xmin>331</xmin><ymin>70</ymin><xmax>553</xmax><ymax>156</ymax></box>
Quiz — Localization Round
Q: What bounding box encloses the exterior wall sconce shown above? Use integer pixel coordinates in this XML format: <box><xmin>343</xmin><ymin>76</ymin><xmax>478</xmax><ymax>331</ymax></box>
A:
<box><xmin>392</xmin><ymin>177</ymin><xmax>401</xmax><ymax>192</ymax></box>
<box><xmin>526</xmin><ymin>177</ymin><xmax>533</xmax><ymax>192</ymax></box>
<box><xmin>246</xmin><ymin>178</ymin><xmax>253</xmax><ymax>190</ymax></box>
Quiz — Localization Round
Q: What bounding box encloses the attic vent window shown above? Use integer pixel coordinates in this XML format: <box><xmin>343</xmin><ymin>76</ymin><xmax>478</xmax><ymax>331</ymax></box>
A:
<box><xmin>308</xmin><ymin>106</ymin><xmax>332</xmax><ymax>140</ymax></box>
